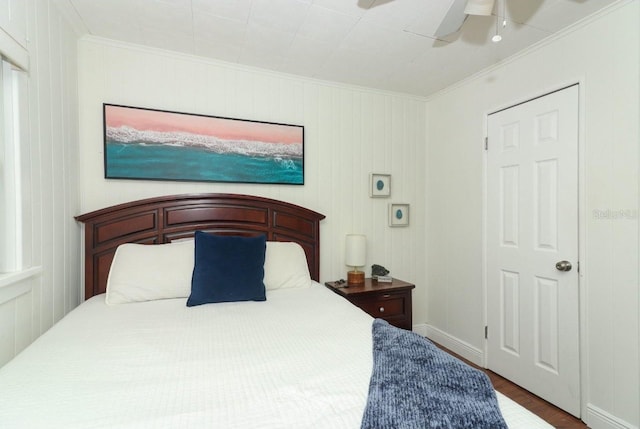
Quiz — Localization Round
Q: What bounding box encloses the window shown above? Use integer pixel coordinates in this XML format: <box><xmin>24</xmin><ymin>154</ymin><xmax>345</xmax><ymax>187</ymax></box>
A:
<box><xmin>0</xmin><ymin>57</ymin><xmax>23</xmax><ymax>273</ymax></box>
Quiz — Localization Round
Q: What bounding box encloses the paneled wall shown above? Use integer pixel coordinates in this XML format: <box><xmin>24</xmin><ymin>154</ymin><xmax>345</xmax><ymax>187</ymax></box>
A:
<box><xmin>0</xmin><ymin>0</ymin><xmax>80</xmax><ymax>366</ymax></box>
<box><xmin>426</xmin><ymin>2</ymin><xmax>638</xmax><ymax>428</ymax></box>
<box><xmin>77</xmin><ymin>37</ymin><xmax>428</xmax><ymax>320</ymax></box>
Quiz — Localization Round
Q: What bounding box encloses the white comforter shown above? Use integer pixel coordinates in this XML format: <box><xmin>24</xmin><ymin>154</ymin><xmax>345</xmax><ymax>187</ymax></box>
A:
<box><xmin>0</xmin><ymin>283</ymin><xmax>551</xmax><ymax>428</ymax></box>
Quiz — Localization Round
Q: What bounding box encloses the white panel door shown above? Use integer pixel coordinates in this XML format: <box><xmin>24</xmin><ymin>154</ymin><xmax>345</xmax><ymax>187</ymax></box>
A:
<box><xmin>487</xmin><ymin>85</ymin><xmax>580</xmax><ymax>416</ymax></box>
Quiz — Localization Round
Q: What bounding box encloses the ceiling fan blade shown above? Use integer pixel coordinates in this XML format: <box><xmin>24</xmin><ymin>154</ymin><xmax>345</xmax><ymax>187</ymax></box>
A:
<box><xmin>464</xmin><ymin>0</ymin><xmax>495</xmax><ymax>16</ymax></box>
<box><xmin>357</xmin><ymin>0</ymin><xmax>394</xmax><ymax>8</ymax></box>
<box><xmin>433</xmin><ymin>0</ymin><xmax>469</xmax><ymax>38</ymax></box>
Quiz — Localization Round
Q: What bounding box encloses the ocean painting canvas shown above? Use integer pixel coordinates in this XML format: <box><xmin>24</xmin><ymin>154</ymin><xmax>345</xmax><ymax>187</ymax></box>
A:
<box><xmin>103</xmin><ymin>104</ymin><xmax>304</xmax><ymax>185</ymax></box>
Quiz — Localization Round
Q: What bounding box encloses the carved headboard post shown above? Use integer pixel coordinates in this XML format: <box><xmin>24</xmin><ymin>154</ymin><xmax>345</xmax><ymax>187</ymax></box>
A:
<box><xmin>76</xmin><ymin>194</ymin><xmax>325</xmax><ymax>300</ymax></box>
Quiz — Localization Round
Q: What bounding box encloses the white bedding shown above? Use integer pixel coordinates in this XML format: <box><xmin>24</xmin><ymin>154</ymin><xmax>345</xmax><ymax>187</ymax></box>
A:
<box><xmin>0</xmin><ymin>282</ymin><xmax>552</xmax><ymax>428</ymax></box>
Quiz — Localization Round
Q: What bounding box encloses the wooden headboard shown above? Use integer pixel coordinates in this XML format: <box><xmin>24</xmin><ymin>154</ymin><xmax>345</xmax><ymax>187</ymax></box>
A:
<box><xmin>75</xmin><ymin>194</ymin><xmax>326</xmax><ymax>300</ymax></box>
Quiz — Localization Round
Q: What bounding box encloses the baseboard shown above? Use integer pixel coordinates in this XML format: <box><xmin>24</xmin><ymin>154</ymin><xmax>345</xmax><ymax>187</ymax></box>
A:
<box><xmin>412</xmin><ymin>323</ymin><xmax>428</xmax><ymax>337</ymax></box>
<box><xmin>586</xmin><ymin>404</ymin><xmax>638</xmax><ymax>429</ymax></box>
<box><xmin>416</xmin><ymin>324</ymin><xmax>484</xmax><ymax>367</ymax></box>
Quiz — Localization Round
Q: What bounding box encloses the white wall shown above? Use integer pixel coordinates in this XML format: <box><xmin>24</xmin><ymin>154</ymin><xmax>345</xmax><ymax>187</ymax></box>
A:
<box><xmin>426</xmin><ymin>1</ymin><xmax>639</xmax><ymax>428</ymax></box>
<box><xmin>0</xmin><ymin>0</ymin><xmax>80</xmax><ymax>366</ymax></box>
<box><xmin>77</xmin><ymin>37</ymin><xmax>428</xmax><ymax>319</ymax></box>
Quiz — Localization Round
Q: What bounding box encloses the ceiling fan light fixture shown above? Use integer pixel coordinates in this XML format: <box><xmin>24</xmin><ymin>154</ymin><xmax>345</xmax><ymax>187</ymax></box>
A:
<box><xmin>491</xmin><ymin>0</ymin><xmax>502</xmax><ymax>43</ymax></box>
<box><xmin>464</xmin><ymin>0</ymin><xmax>495</xmax><ymax>16</ymax></box>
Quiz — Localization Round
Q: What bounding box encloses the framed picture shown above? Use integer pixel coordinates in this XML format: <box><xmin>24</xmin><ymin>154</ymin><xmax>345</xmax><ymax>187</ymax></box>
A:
<box><xmin>370</xmin><ymin>173</ymin><xmax>391</xmax><ymax>197</ymax></box>
<box><xmin>103</xmin><ymin>104</ymin><xmax>304</xmax><ymax>185</ymax></box>
<box><xmin>389</xmin><ymin>204</ymin><xmax>410</xmax><ymax>227</ymax></box>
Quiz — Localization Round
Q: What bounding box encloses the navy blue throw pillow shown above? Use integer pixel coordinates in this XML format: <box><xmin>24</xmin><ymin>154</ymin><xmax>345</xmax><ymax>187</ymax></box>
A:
<box><xmin>187</xmin><ymin>232</ymin><xmax>267</xmax><ymax>307</ymax></box>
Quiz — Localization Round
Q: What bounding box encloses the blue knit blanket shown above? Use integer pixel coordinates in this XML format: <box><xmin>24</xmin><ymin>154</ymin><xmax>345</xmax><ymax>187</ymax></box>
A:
<box><xmin>361</xmin><ymin>319</ymin><xmax>508</xmax><ymax>429</ymax></box>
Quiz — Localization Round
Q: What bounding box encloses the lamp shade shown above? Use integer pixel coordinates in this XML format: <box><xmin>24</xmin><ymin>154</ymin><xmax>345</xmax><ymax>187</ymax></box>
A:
<box><xmin>345</xmin><ymin>234</ymin><xmax>366</xmax><ymax>268</ymax></box>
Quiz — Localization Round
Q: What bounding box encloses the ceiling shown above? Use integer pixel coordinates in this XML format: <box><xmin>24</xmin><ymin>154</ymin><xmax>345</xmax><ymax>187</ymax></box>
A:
<box><xmin>56</xmin><ymin>0</ymin><xmax>617</xmax><ymax>97</ymax></box>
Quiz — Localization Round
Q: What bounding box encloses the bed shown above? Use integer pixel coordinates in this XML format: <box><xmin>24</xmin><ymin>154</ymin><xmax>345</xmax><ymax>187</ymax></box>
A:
<box><xmin>0</xmin><ymin>194</ymin><xmax>552</xmax><ymax>428</ymax></box>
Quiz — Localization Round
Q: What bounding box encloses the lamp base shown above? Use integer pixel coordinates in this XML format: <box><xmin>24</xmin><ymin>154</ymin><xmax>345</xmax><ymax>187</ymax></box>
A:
<box><xmin>347</xmin><ymin>270</ymin><xmax>365</xmax><ymax>285</ymax></box>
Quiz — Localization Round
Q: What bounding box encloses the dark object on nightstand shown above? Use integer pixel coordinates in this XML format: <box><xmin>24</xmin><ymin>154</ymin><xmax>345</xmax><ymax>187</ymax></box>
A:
<box><xmin>371</xmin><ymin>264</ymin><xmax>389</xmax><ymax>277</ymax></box>
<box><xmin>325</xmin><ymin>277</ymin><xmax>415</xmax><ymax>330</ymax></box>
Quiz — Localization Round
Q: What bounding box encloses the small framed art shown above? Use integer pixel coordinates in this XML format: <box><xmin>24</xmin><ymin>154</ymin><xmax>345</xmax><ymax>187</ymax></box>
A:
<box><xmin>389</xmin><ymin>204</ymin><xmax>410</xmax><ymax>227</ymax></box>
<box><xmin>370</xmin><ymin>174</ymin><xmax>391</xmax><ymax>197</ymax></box>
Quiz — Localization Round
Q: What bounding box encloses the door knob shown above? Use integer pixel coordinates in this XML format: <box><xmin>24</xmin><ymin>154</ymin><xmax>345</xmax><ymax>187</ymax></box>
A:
<box><xmin>555</xmin><ymin>260</ymin><xmax>572</xmax><ymax>272</ymax></box>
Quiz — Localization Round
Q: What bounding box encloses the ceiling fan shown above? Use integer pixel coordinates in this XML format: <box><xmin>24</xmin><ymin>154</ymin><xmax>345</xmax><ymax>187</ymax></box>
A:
<box><xmin>434</xmin><ymin>0</ymin><xmax>497</xmax><ymax>38</ymax></box>
<box><xmin>363</xmin><ymin>0</ymin><xmax>501</xmax><ymax>39</ymax></box>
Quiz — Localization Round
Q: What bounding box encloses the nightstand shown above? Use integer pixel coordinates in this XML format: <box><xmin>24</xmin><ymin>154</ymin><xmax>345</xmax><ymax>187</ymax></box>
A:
<box><xmin>325</xmin><ymin>277</ymin><xmax>415</xmax><ymax>330</ymax></box>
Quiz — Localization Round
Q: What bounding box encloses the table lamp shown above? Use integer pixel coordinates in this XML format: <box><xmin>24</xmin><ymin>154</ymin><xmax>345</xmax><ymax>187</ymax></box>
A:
<box><xmin>345</xmin><ymin>234</ymin><xmax>366</xmax><ymax>285</ymax></box>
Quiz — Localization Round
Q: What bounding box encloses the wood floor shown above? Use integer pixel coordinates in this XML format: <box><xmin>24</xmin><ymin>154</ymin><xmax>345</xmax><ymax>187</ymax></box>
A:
<box><xmin>437</xmin><ymin>344</ymin><xmax>588</xmax><ymax>429</ymax></box>
<box><xmin>485</xmin><ymin>369</ymin><xmax>587</xmax><ymax>429</ymax></box>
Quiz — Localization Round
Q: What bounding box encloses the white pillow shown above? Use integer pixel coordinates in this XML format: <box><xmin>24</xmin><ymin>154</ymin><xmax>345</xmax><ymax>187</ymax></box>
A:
<box><xmin>106</xmin><ymin>241</ymin><xmax>194</xmax><ymax>305</ymax></box>
<box><xmin>263</xmin><ymin>241</ymin><xmax>312</xmax><ymax>290</ymax></box>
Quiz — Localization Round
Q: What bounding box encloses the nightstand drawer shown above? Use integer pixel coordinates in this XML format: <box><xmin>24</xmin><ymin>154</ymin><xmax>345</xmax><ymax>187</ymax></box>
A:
<box><xmin>324</xmin><ymin>278</ymin><xmax>415</xmax><ymax>330</ymax></box>
<box><xmin>354</xmin><ymin>296</ymin><xmax>405</xmax><ymax>318</ymax></box>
